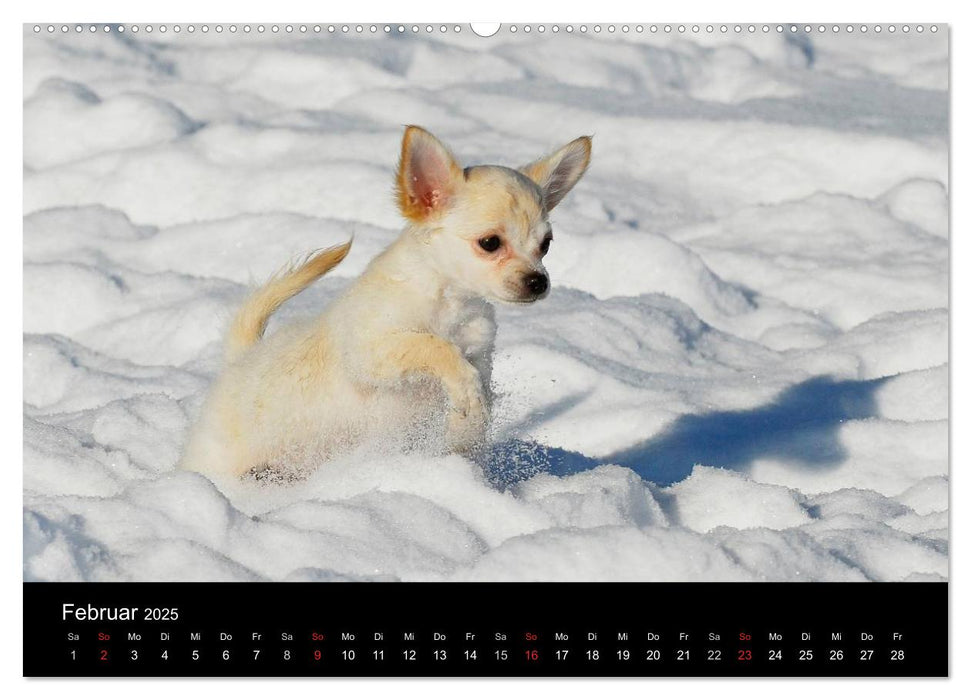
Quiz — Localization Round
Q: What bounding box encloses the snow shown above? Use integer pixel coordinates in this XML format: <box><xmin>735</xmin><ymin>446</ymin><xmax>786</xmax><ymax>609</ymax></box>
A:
<box><xmin>23</xmin><ymin>26</ymin><xmax>948</xmax><ymax>582</ymax></box>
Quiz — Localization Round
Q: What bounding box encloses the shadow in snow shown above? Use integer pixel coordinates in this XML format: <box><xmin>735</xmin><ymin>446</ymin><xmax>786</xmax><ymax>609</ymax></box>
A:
<box><xmin>483</xmin><ymin>375</ymin><xmax>889</xmax><ymax>490</ymax></box>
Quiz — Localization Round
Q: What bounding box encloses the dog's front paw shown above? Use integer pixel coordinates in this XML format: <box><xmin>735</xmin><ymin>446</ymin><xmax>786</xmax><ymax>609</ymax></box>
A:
<box><xmin>446</xmin><ymin>370</ymin><xmax>489</xmax><ymax>454</ymax></box>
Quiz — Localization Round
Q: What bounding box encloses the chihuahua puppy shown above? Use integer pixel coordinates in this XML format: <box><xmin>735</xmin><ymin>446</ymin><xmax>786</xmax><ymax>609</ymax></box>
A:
<box><xmin>180</xmin><ymin>126</ymin><xmax>591</xmax><ymax>481</ymax></box>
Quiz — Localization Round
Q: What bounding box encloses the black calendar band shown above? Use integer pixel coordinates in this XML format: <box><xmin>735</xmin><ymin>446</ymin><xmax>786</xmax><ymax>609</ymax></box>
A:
<box><xmin>24</xmin><ymin>581</ymin><xmax>948</xmax><ymax>677</ymax></box>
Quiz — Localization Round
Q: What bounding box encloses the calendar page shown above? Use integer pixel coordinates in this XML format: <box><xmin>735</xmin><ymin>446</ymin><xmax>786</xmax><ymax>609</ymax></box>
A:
<box><xmin>23</xmin><ymin>21</ymin><xmax>948</xmax><ymax>677</ymax></box>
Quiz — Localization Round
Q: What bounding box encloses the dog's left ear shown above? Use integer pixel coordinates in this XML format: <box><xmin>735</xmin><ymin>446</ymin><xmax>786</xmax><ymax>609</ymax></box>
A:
<box><xmin>396</xmin><ymin>125</ymin><xmax>464</xmax><ymax>223</ymax></box>
<box><xmin>520</xmin><ymin>136</ymin><xmax>592</xmax><ymax>211</ymax></box>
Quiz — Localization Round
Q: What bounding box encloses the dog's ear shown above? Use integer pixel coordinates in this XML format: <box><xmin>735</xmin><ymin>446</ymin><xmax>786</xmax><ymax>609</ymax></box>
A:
<box><xmin>396</xmin><ymin>126</ymin><xmax>463</xmax><ymax>222</ymax></box>
<box><xmin>520</xmin><ymin>136</ymin><xmax>592</xmax><ymax>211</ymax></box>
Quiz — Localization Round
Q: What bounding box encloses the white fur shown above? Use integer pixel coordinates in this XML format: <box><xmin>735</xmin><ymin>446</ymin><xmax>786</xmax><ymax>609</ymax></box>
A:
<box><xmin>180</xmin><ymin>127</ymin><xmax>590</xmax><ymax>482</ymax></box>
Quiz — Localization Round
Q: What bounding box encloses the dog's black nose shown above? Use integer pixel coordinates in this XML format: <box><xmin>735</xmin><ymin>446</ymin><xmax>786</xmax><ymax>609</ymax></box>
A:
<box><xmin>524</xmin><ymin>272</ymin><xmax>549</xmax><ymax>296</ymax></box>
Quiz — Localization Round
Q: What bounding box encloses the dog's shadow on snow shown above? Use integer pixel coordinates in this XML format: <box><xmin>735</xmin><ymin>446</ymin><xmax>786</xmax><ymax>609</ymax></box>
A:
<box><xmin>483</xmin><ymin>375</ymin><xmax>889</xmax><ymax>489</ymax></box>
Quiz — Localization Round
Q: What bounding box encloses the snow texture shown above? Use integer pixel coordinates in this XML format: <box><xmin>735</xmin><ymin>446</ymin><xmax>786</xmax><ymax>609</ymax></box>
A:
<box><xmin>23</xmin><ymin>26</ymin><xmax>948</xmax><ymax>582</ymax></box>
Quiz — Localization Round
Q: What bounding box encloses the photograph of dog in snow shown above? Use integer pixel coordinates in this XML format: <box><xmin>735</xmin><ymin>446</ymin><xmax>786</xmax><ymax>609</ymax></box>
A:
<box><xmin>24</xmin><ymin>25</ymin><xmax>948</xmax><ymax>582</ymax></box>
<box><xmin>181</xmin><ymin>127</ymin><xmax>591</xmax><ymax>482</ymax></box>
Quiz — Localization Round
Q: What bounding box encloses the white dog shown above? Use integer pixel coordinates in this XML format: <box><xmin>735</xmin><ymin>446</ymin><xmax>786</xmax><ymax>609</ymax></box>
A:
<box><xmin>180</xmin><ymin>126</ymin><xmax>591</xmax><ymax>481</ymax></box>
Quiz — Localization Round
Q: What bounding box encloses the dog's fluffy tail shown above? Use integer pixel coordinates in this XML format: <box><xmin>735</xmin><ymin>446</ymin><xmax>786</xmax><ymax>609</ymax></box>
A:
<box><xmin>225</xmin><ymin>240</ymin><xmax>352</xmax><ymax>363</ymax></box>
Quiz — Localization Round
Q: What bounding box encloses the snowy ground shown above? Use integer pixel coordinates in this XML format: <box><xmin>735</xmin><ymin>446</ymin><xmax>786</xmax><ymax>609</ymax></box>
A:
<box><xmin>23</xmin><ymin>25</ymin><xmax>948</xmax><ymax>582</ymax></box>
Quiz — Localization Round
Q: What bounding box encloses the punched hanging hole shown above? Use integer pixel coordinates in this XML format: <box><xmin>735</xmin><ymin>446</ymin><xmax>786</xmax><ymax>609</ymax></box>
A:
<box><xmin>470</xmin><ymin>23</ymin><xmax>501</xmax><ymax>37</ymax></box>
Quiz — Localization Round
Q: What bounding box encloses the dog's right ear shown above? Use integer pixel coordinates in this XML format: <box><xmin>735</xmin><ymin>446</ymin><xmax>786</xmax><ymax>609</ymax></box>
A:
<box><xmin>395</xmin><ymin>126</ymin><xmax>463</xmax><ymax>223</ymax></box>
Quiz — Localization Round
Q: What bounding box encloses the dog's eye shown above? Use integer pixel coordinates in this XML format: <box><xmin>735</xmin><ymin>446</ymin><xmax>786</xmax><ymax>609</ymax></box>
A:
<box><xmin>540</xmin><ymin>236</ymin><xmax>552</xmax><ymax>255</ymax></box>
<box><xmin>478</xmin><ymin>235</ymin><xmax>502</xmax><ymax>252</ymax></box>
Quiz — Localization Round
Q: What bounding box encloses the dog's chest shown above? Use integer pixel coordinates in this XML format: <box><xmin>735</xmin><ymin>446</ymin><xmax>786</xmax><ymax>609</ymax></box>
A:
<box><xmin>432</xmin><ymin>295</ymin><xmax>496</xmax><ymax>358</ymax></box>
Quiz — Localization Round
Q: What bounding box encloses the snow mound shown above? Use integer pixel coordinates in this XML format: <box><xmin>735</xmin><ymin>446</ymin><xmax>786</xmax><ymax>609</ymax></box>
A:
<box><xmin>664</xmin><ymin>466</ymin><xmax>811</xmax><ymax>533</ymax></box>
<box><xmin>24</xmin><ymin>79</ymin><xmax>199</xmax><ymax>169</ymax></box>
